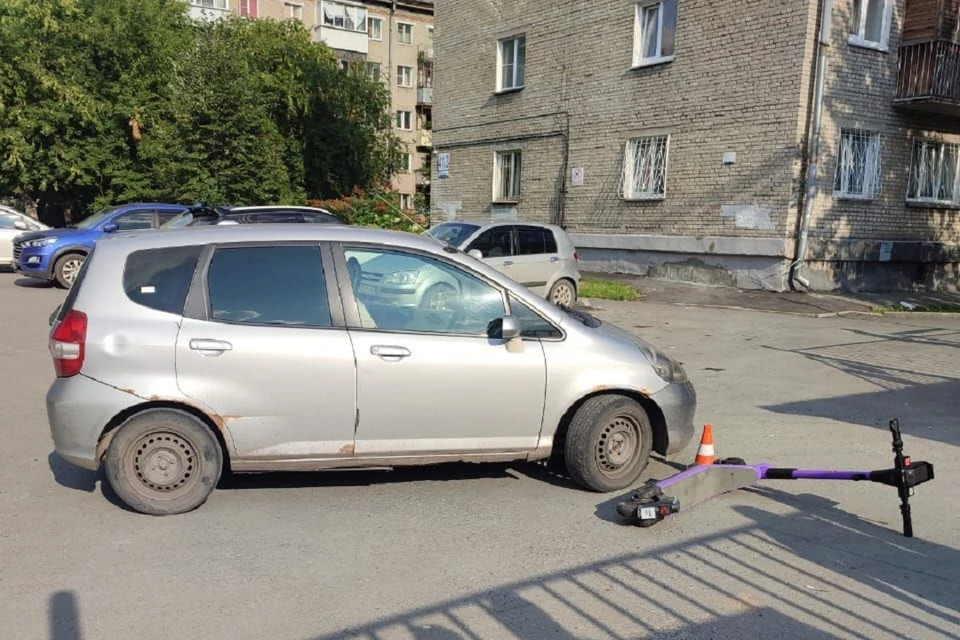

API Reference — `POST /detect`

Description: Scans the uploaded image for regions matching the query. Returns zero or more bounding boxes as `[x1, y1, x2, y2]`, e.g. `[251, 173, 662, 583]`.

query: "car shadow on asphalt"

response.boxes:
[14, 276, 54, 288]
[47, 452, 134, 513]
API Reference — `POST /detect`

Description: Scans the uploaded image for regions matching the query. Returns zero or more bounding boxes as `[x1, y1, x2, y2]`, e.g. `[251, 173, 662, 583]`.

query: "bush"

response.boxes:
[310, 186, 429, 233]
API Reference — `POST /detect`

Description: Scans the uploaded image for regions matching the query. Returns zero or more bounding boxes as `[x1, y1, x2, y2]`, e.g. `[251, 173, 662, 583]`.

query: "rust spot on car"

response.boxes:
[220, 415, 241, 424]
[119, 387, 136, 395]
[339, 443, 355, 456]
[591, 385, 652, 396]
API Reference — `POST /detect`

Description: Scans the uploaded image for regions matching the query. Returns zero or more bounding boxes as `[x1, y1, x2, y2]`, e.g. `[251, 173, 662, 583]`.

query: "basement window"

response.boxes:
[907, 140, 960, 205]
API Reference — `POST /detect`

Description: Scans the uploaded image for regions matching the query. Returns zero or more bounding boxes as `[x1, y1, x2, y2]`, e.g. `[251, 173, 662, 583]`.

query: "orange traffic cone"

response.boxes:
[694, 424, 716, 465]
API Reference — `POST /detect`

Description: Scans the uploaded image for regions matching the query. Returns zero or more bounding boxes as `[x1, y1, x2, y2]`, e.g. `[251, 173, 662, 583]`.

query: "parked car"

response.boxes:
[0, 204, 51, 232]
[160, 205, 343, 229]
[425, 221, 581, 306]
[14, 203, 186, 288]
[0, 211, 48, 270]
[46, 224, 695, 515]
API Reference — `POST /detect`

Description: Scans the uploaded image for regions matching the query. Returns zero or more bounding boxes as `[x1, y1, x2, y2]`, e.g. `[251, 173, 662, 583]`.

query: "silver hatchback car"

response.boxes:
[46, 225, 695, 515]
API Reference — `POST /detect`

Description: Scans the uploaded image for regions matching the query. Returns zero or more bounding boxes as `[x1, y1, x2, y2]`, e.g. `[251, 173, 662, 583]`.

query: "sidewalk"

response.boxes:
[584, 273, 960, 317]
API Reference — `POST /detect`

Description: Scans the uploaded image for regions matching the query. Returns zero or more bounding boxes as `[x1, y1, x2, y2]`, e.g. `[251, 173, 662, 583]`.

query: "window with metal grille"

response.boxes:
[833, 128, 882, 199]
[494, 151, 522, 201]
[908, 140, 960, 204]
[621, 135, 669, 200]
[634, 0, 677, 66]
[497, 36, 526, 91]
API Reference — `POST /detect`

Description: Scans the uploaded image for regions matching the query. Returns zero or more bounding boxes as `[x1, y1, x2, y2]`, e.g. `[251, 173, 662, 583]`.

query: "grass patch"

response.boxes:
[579, 279, 639, 301]
[874, 303, 960, 314]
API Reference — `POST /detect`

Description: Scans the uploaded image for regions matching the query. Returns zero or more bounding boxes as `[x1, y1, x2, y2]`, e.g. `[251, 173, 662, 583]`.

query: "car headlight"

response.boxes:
[652, 352, 688, 384]
[383, 270, 420, 286]
[24, 237, 57, 248]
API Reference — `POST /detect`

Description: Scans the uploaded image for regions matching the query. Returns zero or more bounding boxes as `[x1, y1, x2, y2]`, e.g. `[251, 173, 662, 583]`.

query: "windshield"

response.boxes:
[74, 206, 123, 230]
[160, 211, 196, 229]
[425, 222, 481, 247]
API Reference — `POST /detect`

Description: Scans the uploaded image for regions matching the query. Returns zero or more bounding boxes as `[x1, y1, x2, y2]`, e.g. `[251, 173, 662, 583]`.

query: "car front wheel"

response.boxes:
[54, 253, 86, 289]
[564, 395, 653, 492]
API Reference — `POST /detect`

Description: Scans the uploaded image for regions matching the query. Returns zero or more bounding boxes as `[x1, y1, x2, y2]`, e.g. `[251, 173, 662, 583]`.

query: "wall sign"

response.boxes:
[571, 167, 585, 187]
[437, 153, 450, 179]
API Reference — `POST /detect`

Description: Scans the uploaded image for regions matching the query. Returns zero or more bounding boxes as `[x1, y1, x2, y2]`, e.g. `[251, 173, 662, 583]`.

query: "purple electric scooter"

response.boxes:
[616, 419, 935, 537]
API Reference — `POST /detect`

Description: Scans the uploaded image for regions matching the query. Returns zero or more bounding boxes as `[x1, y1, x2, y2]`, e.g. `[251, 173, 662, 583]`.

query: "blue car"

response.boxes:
[14, 203, 186, 288]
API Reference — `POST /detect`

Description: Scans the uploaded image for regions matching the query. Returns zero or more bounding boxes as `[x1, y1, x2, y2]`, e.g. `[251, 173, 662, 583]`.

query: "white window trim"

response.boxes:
[493, 150, 522, 203]
[848, 0, 893, 52]
[397, 111, 413, 130]
[833, 128, 883, 200]
[403, 153, 414, 172]
[632, 1, 676, 68]
[190, 0, 229, 8]
[906, 139, 960, 206]
[320, 1, 368, 33]
[368, 16, 383, 40]
[621, 135, 670, 201]
[397, 65, 414, 88]
[397, 21, 414, 45]
[496, 36, 526, 93]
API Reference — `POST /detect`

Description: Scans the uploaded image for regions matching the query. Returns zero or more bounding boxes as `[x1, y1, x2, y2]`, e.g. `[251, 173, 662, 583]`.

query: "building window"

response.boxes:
[494, 150, 522, 201]
[239, 0, 258, 17]
[908, 140, 960, 205]
[428, 27, 434, 44]
[190, 0, 228, 8]
[634, 0, 677, 66]
[497, 36, 526, 92]
[368, 16, 382, 40]
[339, 59, 350, 72]
[834, 128, 882, 199]
[621, 135, 668, 200]
[285, 2, 303, 21]
[398, 22, 413, 44]
[397, 65, 413, 87]
[399, 194, 413, 210]
[367, 61, 381, 80]
[322, 1, 367, 33]
[850, 0, 892, 49]
[396, 111, 413, 130]
[402, 153, 413, 172]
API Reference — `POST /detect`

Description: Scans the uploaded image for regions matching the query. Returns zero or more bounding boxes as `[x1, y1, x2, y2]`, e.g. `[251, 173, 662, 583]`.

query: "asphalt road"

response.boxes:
[1, 272, 958, 640]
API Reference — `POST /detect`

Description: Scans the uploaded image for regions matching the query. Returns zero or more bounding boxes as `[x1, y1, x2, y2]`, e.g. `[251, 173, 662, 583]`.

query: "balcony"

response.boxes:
[417, 86, 433, 105]
[895, 40, 960, 115]
[416, 129, 433, 149]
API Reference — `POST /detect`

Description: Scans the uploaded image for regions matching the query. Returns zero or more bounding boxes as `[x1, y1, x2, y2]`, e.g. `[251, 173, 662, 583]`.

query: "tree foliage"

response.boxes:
[0, 0, 400, 221]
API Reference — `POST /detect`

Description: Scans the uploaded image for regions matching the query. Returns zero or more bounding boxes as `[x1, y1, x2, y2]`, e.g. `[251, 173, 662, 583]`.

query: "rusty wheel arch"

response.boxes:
[552, 390, 668, 461]
[95, 401, 232, 474]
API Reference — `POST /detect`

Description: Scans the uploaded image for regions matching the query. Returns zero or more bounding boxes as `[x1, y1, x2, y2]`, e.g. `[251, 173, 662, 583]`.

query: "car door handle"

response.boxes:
[503, 260, 514, 266]
[550, 256, 560, 263]
[189, 339, 233, 355]
[371, 345, 411, 360]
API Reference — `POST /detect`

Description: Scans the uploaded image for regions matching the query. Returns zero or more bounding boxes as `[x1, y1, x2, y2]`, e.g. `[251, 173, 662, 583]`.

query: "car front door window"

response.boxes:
[114, 211, 156, 231]
[343, 248, 505, 335]
[466, 227, 514, 258]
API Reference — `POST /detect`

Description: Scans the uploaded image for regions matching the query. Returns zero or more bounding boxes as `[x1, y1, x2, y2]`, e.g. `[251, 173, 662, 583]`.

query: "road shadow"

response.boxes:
[47, 452, 134, 512]
[48, 590, 82, 640]
[762, 324, 960, 446]
[307, 487, 958, 640]
[14, 276, 55, 288]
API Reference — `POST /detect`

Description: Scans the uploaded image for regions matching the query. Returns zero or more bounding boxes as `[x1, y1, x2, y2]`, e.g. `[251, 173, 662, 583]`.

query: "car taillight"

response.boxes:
[50, 310, 87, 378]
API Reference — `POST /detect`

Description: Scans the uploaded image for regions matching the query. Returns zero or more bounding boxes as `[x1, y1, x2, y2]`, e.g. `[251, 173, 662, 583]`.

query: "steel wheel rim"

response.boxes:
[596, 415, 641, 477]
[552, 282, 574, 306]
[61, 259, 83, 284]
[124, 431, 201, 501]
[424, 285, 456, 311]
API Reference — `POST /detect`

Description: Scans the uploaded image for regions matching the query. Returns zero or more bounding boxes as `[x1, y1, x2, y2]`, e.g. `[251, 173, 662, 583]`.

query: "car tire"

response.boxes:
[420, 282, 457, 311]
[564, 395, 653, 493]
[53, 253, 86, 289]
[104, 409, 223, 516]
[548, 278, 577, 306]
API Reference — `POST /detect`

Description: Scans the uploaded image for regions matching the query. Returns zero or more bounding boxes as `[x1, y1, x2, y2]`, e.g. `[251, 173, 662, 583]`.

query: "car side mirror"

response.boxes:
[500, 315, 521, 339]
[14, 220, 27, 231]
[102, 222, 119, 233]
[468, 249, 483, 260]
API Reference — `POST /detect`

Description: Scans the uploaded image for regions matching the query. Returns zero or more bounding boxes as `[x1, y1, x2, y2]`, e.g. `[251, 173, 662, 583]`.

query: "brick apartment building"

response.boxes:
[186, 0, 434, 210]
[431, 0, 960, 292]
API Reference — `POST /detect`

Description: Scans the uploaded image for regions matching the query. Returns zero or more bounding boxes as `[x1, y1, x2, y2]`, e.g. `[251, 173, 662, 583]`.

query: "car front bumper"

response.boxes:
[651, 380, 697, 455]
[15, 246, 54, 279]
[47, 374, 140, 470]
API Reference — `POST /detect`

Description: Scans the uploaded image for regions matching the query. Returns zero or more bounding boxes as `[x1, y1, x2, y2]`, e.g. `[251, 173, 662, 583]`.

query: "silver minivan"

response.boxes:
[46, 225, 695, 515]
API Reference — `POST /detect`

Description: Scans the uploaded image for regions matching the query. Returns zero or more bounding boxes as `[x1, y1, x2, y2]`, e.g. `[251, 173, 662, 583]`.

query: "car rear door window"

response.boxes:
[207, 246, 331, 327]
[114, 210, 156, 231]
[516, 226, 557, 255]
[124, 246, 203, 315]
[467, 227, 514, 258]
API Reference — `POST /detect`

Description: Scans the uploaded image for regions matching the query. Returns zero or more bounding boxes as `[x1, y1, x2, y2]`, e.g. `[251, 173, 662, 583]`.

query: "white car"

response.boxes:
[0, 209, 48, 270]
[425, 221, 581, 306]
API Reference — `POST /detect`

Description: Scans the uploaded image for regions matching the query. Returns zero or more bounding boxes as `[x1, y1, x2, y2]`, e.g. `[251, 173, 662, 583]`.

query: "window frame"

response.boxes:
[239, 0, 259, 18]
[332, 242, 513, 339]
[368, 15, 383, 40]
[496, 35, 526, 92]
[493, 150, 523, 202]
[396, 110, 413, 130]
[397, 21, 414, 45]
[466, 224, 517, 258]
[833, 127, 883, 200]
[621, 134, 670, 201]
[397, 65, 414, 87]
[367, 61, 382, 80]
[848, 0, 893, 51]
[401, 153, 413, 172]
[190, 0, 228, 9]
[633, 0, 678, 68]
[284, 2, 304, 21]
[907, 138, 960, 206]
[183, 242, 346, 329]
[515, 225, 558, 256]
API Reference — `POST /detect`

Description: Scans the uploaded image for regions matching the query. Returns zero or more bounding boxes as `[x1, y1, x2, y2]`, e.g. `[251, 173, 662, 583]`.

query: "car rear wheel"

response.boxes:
[564, 395, 653, 492]
[548, 278, 577, 306]
[104, 409, 223, 515]
[54, 253, 85, 289]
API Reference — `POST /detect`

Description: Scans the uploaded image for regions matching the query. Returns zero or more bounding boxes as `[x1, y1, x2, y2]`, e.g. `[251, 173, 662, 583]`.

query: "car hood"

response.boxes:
[15, 227, 85, 244]
[587, 317, 663, 362]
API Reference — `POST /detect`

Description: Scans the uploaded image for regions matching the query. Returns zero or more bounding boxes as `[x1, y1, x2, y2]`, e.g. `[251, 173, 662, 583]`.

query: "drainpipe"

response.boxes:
[791, 0, 833, 290]
[387, 0, 397, 112]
